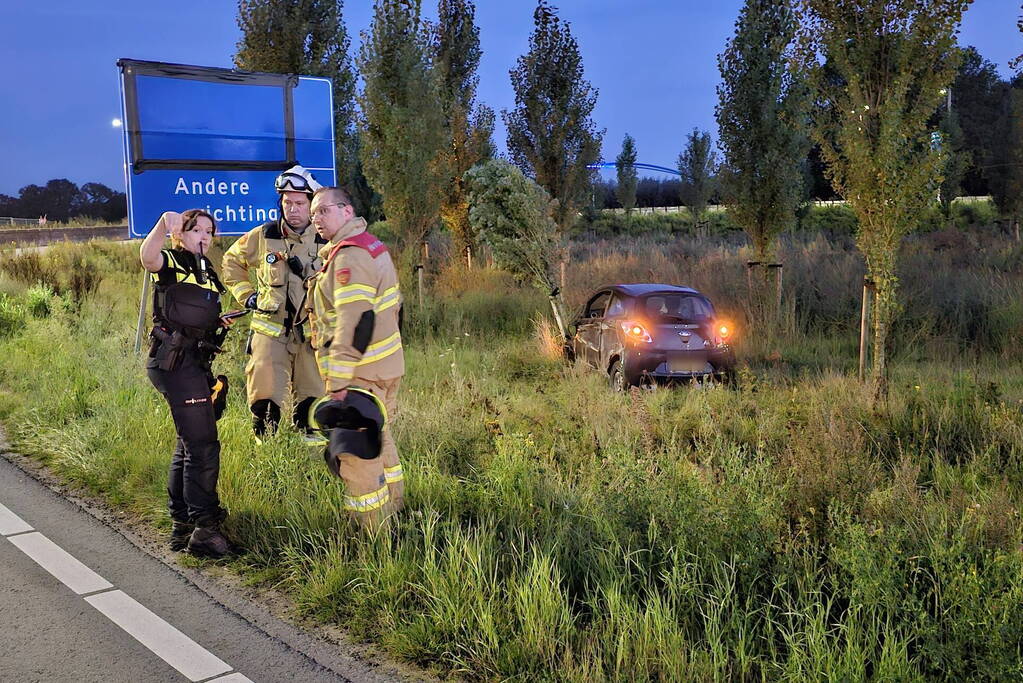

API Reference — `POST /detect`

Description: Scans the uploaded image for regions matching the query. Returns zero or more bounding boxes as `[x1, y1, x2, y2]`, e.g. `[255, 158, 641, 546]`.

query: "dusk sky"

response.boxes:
[1, 0, 1018, 196]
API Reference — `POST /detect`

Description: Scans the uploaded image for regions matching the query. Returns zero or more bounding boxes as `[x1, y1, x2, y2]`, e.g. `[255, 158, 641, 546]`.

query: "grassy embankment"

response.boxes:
[0, 210, 1021, 680]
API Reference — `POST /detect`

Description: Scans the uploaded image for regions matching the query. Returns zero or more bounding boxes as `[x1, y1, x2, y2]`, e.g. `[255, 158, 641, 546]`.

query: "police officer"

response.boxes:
[221, 165, 327, 443]
[140, 209, 235, 557]
[305, 187, 405, 529]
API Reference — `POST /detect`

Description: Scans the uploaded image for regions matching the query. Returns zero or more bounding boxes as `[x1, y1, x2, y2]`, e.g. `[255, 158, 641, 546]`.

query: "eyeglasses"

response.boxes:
[275, 172, 312, 193]
[311, 202, 347, 218]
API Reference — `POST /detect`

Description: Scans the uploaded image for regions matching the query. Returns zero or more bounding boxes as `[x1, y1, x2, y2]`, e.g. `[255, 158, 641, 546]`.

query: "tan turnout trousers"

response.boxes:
[244, 329, 323, 408]
[349, 376, 404, 514]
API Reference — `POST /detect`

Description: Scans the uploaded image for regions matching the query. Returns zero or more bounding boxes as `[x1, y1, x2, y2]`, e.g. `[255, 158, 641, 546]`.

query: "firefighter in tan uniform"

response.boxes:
[306, 187, 404, 529]
[221, 166, 327, 442]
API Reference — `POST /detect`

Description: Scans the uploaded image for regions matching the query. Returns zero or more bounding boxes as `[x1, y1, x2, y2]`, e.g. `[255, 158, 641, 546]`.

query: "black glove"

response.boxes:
[286, 256, 305, 277]
[245, 293, 258, 310]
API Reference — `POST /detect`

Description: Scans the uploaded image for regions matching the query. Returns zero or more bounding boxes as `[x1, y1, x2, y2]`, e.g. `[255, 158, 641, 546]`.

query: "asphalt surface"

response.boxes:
[0, 444, 423, 683]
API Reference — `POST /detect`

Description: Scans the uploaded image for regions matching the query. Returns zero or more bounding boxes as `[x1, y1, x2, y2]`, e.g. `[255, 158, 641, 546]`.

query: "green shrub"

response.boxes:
[799, 204, 858, 234]
[0, 292, 25, 337]
[954, 199, 998, 228]
[24, 283, 55, 318]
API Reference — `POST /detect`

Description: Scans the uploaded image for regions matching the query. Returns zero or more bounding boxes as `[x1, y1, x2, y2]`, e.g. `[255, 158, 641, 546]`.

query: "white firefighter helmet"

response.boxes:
[274, 165, 323, 196]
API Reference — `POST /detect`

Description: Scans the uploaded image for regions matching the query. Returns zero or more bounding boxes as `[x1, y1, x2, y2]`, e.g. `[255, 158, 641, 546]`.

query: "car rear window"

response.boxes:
[642, 294, 714, 322]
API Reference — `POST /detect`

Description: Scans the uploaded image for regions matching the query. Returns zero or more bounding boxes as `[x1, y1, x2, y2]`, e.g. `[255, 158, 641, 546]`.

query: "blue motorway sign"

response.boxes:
[118, 59, 336, 237]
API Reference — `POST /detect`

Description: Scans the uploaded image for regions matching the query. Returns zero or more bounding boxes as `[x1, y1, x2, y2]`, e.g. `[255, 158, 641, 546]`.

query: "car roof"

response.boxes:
[605, 283, 703, 297]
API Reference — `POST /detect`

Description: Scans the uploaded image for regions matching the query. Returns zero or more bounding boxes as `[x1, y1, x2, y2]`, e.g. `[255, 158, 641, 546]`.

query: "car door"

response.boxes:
[600, 293, 628, 366]
[574, 290, 611, 367]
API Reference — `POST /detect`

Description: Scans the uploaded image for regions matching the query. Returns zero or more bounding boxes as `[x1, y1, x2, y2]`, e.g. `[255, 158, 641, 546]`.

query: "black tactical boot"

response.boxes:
[169, 521, 194, 552]
[187, 524, 231, 559]
[251, 399, 281, 444]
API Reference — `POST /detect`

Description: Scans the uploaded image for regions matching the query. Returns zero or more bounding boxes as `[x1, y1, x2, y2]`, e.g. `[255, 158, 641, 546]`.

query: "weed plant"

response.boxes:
[0, 235, 1020, 680]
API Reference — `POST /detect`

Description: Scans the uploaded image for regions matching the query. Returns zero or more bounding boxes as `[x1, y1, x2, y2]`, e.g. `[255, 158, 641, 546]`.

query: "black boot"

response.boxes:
[251, 399, 281, 443]
[187, 523, 231, 558]
[293, 396, 316, 432]
[169, 520, 194, 551]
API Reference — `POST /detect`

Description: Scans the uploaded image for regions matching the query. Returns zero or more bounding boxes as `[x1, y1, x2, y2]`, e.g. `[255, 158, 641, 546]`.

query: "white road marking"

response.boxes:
[85, 590, 233, 681]
[8, 532, 113, 595]
[0, 501, 32, 535]
[3, 499, 251, 681]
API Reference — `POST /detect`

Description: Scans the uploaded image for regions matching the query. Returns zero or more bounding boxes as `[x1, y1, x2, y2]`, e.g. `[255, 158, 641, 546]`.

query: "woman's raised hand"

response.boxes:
[162, 211, 183, 240]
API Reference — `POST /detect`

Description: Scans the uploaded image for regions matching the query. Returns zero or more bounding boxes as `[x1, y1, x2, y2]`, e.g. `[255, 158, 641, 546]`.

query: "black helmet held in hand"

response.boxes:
[309, 389, 387, 475]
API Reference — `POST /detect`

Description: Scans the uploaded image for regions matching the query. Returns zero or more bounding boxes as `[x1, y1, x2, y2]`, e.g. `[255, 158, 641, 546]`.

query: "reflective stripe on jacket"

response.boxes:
[221, 220, 325, 337]
[307, 217, 404, 390]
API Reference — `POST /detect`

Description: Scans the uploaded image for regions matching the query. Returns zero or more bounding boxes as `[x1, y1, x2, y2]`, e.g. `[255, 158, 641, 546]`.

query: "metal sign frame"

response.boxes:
[117, 58, 336, 238]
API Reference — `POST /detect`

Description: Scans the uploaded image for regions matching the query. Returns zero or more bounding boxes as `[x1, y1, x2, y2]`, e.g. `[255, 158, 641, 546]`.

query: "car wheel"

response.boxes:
[609, 359, 627, 392]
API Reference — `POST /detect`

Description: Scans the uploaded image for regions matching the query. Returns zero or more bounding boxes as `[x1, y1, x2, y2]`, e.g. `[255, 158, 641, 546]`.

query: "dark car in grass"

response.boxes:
[569, 284, 736, 390]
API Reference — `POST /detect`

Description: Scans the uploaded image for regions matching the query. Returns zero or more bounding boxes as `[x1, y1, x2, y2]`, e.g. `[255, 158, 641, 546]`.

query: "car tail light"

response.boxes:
[620, 321, 652, 343]
[714, 320, 734, 346]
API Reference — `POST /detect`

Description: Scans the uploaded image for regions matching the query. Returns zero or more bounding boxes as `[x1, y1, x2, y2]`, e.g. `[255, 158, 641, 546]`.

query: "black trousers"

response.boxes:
[147, 360, 226, 527]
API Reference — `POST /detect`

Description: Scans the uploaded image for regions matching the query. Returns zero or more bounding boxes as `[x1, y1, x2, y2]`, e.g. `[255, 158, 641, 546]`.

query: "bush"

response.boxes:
[0, 292, 25, 337]
[953, 199, 999, 228]
[799, 204, 858, 235]
[24, 283, 55, 318]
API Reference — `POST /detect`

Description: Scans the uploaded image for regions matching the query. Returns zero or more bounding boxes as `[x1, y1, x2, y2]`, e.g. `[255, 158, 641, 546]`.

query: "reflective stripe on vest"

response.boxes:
[151, 250, 221, 292]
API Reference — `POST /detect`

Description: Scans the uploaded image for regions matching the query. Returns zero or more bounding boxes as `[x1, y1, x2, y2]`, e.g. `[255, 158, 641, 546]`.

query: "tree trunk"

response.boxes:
[869, 278, 898, 405]
[549, 295, 568, 340]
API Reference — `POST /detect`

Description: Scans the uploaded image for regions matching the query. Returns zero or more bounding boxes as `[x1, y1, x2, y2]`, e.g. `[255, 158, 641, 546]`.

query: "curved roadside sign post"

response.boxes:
[117, 59, 336, 353]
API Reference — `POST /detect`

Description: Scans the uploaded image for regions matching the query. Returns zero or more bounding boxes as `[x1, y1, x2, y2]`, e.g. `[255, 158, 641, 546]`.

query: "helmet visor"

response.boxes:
[275, 172, 313, 193]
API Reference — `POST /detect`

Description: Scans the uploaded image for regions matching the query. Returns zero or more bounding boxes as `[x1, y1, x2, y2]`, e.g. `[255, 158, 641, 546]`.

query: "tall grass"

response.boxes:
[0, 235, 1020, 680]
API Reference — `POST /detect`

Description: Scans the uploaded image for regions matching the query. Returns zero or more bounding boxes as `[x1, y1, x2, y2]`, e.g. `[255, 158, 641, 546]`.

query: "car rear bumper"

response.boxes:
[623, 347, 735, 384]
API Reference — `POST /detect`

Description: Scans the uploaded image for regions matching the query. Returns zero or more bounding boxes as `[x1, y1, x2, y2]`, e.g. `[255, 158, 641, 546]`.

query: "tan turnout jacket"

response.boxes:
[221, 220, 325, 337]
[306, 217, 404, 391]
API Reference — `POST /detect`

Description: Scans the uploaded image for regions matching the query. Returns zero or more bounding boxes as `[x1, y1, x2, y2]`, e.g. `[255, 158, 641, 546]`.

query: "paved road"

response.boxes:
[0, 451, 416, 683]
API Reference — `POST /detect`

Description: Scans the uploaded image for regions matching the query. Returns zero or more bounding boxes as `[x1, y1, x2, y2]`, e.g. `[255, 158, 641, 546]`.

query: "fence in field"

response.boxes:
[0, 216, 39, 226]
[603, 195, 993, 215]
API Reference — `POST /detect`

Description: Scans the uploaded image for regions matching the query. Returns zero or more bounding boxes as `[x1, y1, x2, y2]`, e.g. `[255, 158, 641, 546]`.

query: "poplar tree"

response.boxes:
[716, 0, 808, 262]
[677, 128, 717, 234]
[615, 134, 638, 218]
[937, 103, 969, 223]
[989, 84, 1023, 236]
[358, 0, 447, 264]
[992, 8, 1023, 235]
[234, 0, 359, 201]
[433, 0, 495, 260]
[795, 0, 969, 399]
[503, 0, 604, 234]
